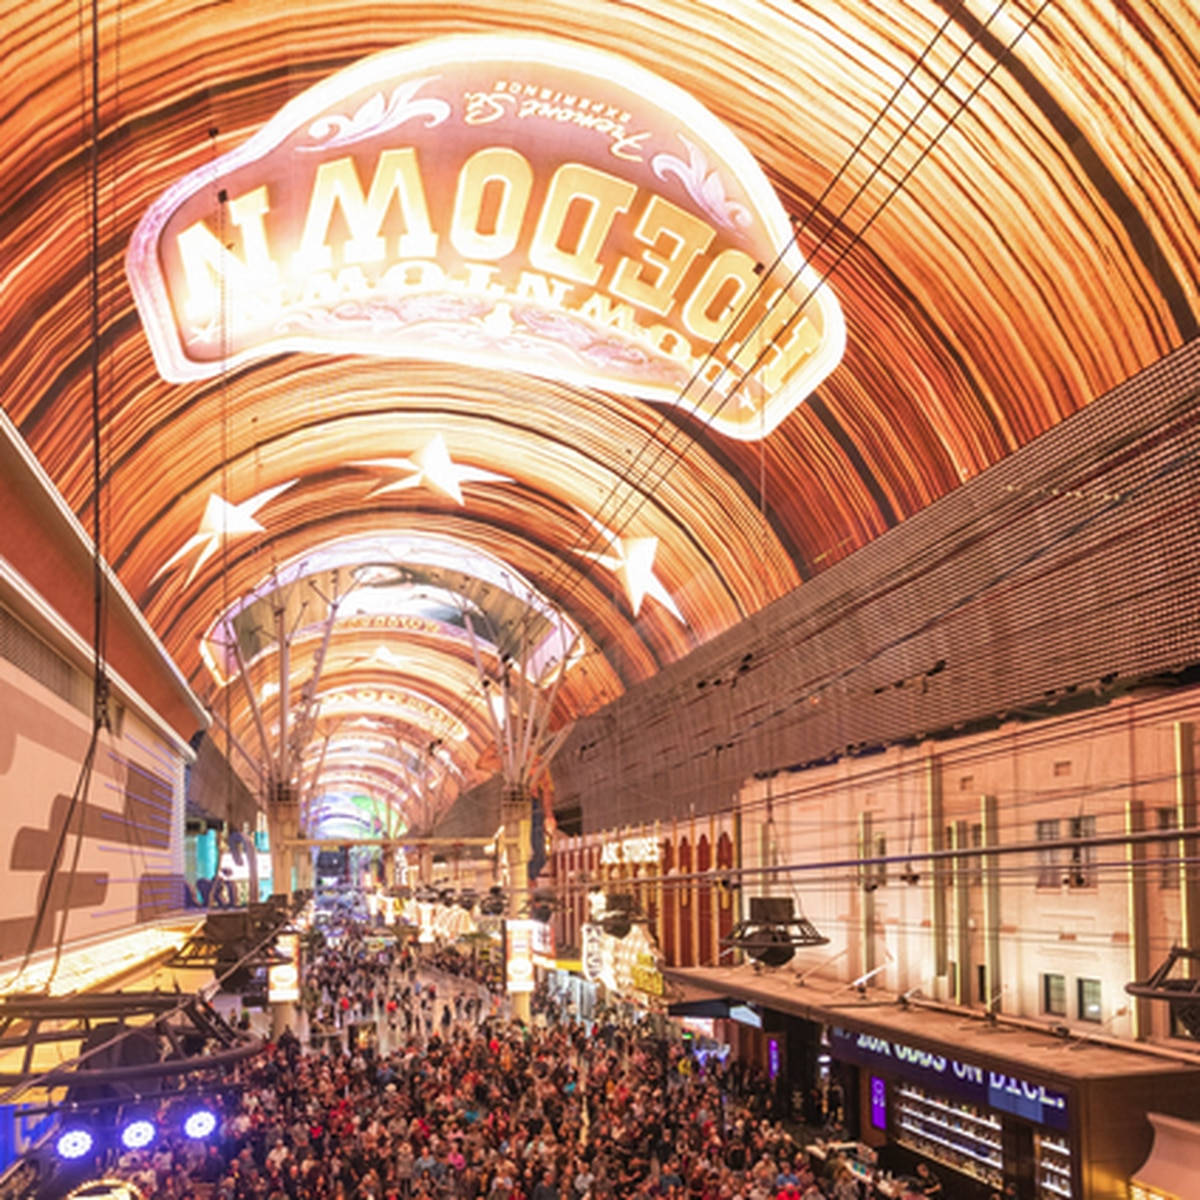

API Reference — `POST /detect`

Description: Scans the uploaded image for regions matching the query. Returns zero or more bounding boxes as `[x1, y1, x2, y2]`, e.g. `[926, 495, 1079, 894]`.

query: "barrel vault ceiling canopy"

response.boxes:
[3, 0, 1196, 836]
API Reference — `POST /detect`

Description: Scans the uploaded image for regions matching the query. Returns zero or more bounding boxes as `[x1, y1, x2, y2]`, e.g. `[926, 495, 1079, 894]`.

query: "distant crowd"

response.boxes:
[54, 922, 910, 1200]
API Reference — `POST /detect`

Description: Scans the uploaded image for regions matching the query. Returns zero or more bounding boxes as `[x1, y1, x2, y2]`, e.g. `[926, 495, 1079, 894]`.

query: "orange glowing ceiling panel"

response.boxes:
[1, 0, 1197, 820]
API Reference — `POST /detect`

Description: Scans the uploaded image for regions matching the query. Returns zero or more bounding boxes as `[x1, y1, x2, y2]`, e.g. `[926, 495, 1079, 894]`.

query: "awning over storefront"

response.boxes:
[663, 962, 1200, 1090]
[1131, 1112, 1200, 1199]
[667, 997, 737, 1019]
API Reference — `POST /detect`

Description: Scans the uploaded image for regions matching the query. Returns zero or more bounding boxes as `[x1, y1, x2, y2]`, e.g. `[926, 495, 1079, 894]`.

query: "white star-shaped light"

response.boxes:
[358, 434, 510, 506]
[152, 480, 297, 588]
[367, 645, 408, 671]
[576, 512, 685, 623]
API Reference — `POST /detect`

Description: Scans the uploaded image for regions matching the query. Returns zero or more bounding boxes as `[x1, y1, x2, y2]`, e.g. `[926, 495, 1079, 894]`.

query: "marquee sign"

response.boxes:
[829, 1026, 1070, 1130]
[127, 35, 844, 440]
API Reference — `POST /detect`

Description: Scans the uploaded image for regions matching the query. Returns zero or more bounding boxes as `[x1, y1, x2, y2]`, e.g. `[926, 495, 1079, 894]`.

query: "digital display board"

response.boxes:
[128, 35, 843, 441]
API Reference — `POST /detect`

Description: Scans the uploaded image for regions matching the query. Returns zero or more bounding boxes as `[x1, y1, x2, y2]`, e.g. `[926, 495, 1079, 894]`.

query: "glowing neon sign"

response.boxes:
[128, 35, 844, 439]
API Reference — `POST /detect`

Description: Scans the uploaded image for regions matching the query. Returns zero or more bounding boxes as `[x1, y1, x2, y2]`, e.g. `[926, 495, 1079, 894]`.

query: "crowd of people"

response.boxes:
[38, 920, 948, 1200]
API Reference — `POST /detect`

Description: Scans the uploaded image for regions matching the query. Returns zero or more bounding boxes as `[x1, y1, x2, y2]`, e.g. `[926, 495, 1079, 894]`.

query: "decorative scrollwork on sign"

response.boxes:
[652, 135, 752, 234]
[299, 78, 450, 151]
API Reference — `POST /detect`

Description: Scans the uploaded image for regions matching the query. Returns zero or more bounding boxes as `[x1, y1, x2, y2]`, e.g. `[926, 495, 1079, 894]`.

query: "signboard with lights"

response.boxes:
[128, 35, 844, 440]
[580, 919, 663, 999]
[268, 932, 300, 1003]
[506, 917, 536, 993]
[600, 834, 661, 865]
[829, 1026, 1070, 1131]
[67, 1182, 147, 1200]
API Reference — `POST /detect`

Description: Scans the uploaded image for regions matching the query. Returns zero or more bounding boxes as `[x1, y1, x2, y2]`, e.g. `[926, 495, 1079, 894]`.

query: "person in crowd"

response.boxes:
[913, 1161, 943, 1197]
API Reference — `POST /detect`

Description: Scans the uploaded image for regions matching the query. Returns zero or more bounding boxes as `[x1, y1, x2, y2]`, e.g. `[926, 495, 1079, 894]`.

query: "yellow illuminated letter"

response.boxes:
[681, 248, 759, 343]
[294, 149, 437, 275]
[610, 195, 715, 317]
[451, 147, 534, 260]
[175, 186, 276, 323]
[529, 163, 636, 287]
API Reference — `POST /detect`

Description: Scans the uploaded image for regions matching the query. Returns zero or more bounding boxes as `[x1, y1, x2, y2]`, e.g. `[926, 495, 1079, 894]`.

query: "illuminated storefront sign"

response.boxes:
[599, 835, 660, 865]
[67, 1182, 147, 1200]
[268, 932, 300, 1003]
[580, 920, 663, 999]
[128, 35, 844, 440]
[506, 918, 536, 993]
[829, 1026, 1070, 1131]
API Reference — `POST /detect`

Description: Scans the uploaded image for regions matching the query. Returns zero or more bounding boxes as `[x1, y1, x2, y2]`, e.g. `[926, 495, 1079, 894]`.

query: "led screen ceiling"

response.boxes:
[2, 2, 1197, 828]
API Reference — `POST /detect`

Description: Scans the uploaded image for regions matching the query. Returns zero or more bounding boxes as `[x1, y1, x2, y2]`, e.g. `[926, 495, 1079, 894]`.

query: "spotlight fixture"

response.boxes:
[721, 897, 828, 968]
[183, 1108, 218, 1139]
[479, 885, 506, 916]
[119, 1116, 156, 1150]
[527, 887, 558, 924]
[55, 1125, 95, 1161]
[600, 893, 639, 939]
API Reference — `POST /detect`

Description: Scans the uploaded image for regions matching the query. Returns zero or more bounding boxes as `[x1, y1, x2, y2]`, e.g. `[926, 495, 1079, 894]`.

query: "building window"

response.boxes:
[1042, 973, 1066, 1016]
[1158, 807, 1179, 889]
[1036, 819, 1060, 887]
[978, 963, 989, 1006]
[1066, 815, 1095, 887]
[1078, 977, 1102, 1022]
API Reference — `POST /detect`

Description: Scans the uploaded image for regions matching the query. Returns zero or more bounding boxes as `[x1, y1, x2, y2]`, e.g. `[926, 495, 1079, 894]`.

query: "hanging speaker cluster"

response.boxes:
[599, 892, 648, 939]
[721, 896, 829, 968]
[1126, 944, 1200, 1038]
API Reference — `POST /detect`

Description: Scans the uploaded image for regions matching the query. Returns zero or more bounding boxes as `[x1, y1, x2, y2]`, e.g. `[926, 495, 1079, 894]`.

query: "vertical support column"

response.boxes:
[671, 816, 681, 967]
[950, 820, 970, 1006]
[980, 794, 1002, 1014]
[710, 812, 720, 965]
[1176, 722, 1200, 978]
[925, 754, 948, 982]
[269, 781, 299, 900]
[689, 810, 700, 968]
[1125, 799, 1150, 1037]
[732, 804, 744, 966]
[654, 819, 665, 952]
[858, 811, 876, 979]
[502, 784, 532, 1023]
[276, 606, 291, 789]
[268, 781, 300, 1039]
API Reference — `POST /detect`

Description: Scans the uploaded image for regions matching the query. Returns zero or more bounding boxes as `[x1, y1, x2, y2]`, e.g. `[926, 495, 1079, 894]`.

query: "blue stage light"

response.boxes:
[182, 1108, 217, 1139]
[120, 1117, 156, 1150]
[55, 1126, 95, 1160]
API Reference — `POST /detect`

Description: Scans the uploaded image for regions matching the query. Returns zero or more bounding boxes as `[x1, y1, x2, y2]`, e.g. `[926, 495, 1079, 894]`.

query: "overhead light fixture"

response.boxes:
[183, 1108, 218, 1139]
[119, 1115, 157, 1150]
[600, 893, 640, 939]
[721, 896, 828, 968]
[55, 1125, 95, 1161]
